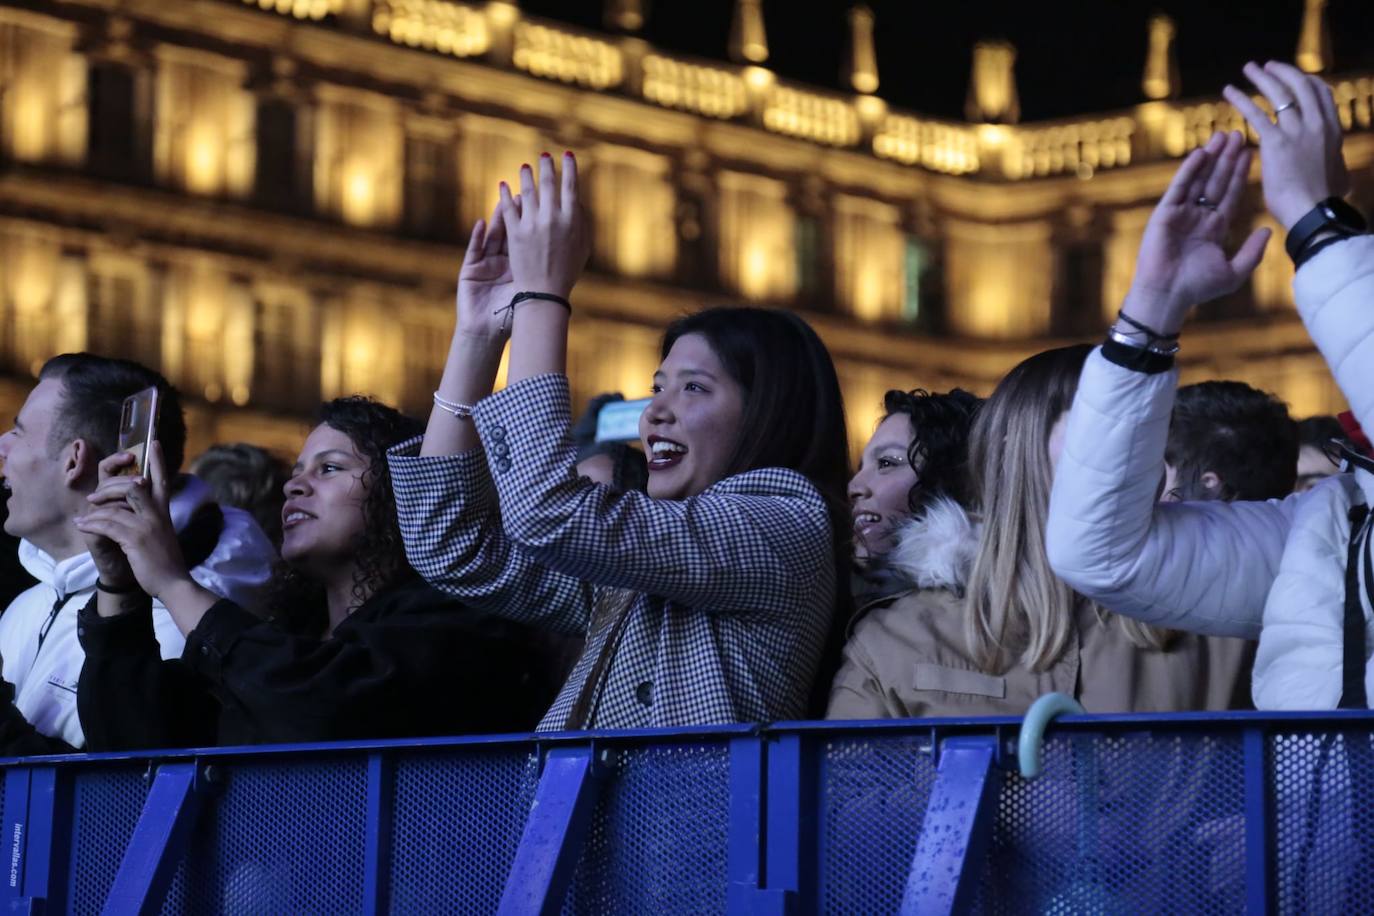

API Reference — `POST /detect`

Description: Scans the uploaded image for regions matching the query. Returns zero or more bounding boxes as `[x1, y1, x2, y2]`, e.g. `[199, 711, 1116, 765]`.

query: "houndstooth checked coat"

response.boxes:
[388, 373, 837, 730]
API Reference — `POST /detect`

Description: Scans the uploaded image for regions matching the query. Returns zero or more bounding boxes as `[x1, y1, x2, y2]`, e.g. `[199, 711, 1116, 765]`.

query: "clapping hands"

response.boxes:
[452, 152, 590, 343]
[1122, 130, 1271, 335]
[1223, 61, 1348, 230]
[497, 152, 591, 303]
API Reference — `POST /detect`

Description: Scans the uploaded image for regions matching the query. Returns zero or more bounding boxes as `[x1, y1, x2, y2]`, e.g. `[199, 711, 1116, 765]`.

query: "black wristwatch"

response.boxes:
[1285, 197, 1367, 264]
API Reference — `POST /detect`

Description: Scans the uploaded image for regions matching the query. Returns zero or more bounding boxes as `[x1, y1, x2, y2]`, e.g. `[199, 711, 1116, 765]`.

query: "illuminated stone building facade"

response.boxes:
[0, 0, 1371, 458]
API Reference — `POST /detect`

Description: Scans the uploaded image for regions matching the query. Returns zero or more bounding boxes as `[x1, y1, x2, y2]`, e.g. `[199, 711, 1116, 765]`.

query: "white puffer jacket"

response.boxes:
[1047, 234, 1374, 710]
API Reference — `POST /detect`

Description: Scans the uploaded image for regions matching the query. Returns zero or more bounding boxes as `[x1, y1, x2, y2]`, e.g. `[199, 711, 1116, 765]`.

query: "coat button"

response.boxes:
[200, 645, 210, 656]
[492, 441, 510, 458]
[634, 680, 653, 707]
[488, 424, 507, 441]
[497, 457, 513, 473]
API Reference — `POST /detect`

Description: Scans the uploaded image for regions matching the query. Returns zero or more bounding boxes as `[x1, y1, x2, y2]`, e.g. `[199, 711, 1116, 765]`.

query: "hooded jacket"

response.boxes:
[1047, 235, 1374, 709]
[0, 475, 275, 752]
[827, 498, 1253, 720]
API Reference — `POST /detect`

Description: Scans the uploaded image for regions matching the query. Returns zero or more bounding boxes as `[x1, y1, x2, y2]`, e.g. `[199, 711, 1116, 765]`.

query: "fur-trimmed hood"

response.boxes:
[886, 496, 980, 593]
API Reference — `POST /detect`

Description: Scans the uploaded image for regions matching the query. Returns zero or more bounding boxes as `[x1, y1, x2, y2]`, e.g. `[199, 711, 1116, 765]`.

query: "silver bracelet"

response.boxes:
[1107, 326, 1180, 357]
[433, 392, 475, 419]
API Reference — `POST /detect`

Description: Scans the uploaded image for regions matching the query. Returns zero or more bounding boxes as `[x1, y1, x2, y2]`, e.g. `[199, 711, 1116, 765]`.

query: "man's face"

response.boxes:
[0, 379, 76, 546]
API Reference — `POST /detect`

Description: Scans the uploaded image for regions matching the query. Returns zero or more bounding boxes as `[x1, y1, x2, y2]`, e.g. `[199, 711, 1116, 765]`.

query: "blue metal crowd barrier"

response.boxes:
[2, 709, 1373, 914]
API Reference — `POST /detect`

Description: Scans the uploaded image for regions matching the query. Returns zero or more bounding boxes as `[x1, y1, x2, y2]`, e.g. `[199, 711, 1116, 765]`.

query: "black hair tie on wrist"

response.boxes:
[1115, 310, 1179, 343]
[494, 291, 573, 333]
[96, 580, 140, 595]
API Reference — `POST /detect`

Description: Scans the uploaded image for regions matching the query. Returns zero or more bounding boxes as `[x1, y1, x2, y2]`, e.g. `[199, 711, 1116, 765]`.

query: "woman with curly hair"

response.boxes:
[72, 397, 556, 749]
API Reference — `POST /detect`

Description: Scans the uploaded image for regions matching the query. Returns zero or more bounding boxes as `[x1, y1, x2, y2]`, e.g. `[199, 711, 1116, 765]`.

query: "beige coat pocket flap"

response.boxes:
[912, 663, 1006, 698]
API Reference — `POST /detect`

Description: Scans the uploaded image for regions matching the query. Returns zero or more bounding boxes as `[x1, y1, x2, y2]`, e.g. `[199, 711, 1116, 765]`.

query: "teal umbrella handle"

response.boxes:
[1018, 692, 1086, 779]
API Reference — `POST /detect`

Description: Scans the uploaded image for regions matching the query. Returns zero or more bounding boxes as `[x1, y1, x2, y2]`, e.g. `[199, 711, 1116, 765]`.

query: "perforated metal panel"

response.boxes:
[67, 767, 153, 915]
[1272, 729, 1374, 914]
[37, 721, 1374, 914]
[386, 747, 536, 914]
[972, 731, 1246, 914]
[563, 741, 732, 915]
[159, 758, 368, 915]
[817, 733, 937, 914]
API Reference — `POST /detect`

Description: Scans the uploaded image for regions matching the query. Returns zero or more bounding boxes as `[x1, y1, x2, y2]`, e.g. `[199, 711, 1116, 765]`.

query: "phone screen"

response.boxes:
[116, 386, 161, 479]
[594, 398, 651, 444]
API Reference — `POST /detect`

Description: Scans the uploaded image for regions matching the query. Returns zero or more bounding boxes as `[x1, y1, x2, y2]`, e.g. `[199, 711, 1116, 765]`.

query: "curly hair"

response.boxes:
[882, 387, 982, 513]
[262, 398, 423, 632]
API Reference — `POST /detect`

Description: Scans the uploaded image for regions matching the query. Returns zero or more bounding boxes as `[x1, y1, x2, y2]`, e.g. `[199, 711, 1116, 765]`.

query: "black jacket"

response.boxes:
[77, 578, 558, 750]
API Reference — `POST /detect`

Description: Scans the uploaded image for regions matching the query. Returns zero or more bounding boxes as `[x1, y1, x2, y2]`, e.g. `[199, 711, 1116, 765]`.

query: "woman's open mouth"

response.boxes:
[647, 436, 688, 472]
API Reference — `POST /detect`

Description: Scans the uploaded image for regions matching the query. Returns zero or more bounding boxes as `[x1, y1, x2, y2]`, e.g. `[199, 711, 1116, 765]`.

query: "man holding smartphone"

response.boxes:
[0, 354, 276, 753]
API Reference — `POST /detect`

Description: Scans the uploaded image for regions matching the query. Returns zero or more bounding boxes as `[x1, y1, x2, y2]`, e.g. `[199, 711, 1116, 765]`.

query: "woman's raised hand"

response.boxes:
[498, 152, 591, 301]
[456, 198, 518, 343]
[1223, 60, 1348, 230]
[74, 443, 191, 602]
[1120, 130, 1271, 335]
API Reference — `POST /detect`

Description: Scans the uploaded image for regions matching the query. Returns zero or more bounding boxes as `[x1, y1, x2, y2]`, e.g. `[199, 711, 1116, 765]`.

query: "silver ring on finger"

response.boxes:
[1273, 100, 1297, 116]
[1196, 195, 1219, 211]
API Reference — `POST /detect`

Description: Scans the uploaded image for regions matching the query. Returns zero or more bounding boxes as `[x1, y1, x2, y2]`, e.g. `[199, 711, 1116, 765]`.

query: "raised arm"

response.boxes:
[421, 199, 515, 458]
[1224, 62, 1374, 434]
[389, 439, 595, 634]
[476, 154, 833, 613]
[1047, 128, 1288, 638]
[388, 183, 596, 634]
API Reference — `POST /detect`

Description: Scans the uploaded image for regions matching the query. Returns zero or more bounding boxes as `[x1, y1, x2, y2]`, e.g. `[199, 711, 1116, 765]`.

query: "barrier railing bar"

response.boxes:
[23, 767, 67, 915]
[5, 713, 1374, 772]
[0, 723, 761, 770]
[901, 736, 1002, 916]
[362, 752, 395, 916]
[101, 761, 207, 916]
[725, 736, 768, 915]
[496, 745, 611, 916]
[761, 732, 817, 915]
[3, 766, 70, 914]
[1, 768, 31, 907]
[1243, 727, 1273, 916]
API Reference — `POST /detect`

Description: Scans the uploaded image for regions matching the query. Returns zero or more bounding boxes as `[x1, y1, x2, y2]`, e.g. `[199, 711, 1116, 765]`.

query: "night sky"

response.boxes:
[517, 0, 1374, 122]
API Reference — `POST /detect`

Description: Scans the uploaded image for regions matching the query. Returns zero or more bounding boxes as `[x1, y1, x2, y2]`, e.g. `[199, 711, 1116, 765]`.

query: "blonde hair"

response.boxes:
[963, 345, 1174, 674]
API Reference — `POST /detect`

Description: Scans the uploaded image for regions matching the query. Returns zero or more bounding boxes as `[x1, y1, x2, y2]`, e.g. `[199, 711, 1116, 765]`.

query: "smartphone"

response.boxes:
[594, 397, 651, 443]
[116, 386, 160, 479]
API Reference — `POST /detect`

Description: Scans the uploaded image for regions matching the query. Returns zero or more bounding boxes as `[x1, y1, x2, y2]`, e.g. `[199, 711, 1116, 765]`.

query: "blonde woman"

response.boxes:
[828, 344, 1253, 719]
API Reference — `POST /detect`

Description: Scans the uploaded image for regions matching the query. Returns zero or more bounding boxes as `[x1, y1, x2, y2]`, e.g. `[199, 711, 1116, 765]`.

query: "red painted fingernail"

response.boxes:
[499, 181, 508, 189]
[541, 151, 552, 158]
[564, 150, 574, 158]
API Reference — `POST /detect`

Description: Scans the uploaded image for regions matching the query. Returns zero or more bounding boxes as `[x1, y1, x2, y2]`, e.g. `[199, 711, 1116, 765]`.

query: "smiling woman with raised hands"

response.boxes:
[390, 152, 853, 729]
